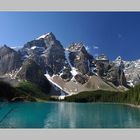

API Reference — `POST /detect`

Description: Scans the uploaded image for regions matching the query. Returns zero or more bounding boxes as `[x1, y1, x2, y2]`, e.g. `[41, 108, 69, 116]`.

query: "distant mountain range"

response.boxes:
[0, 32, 139, 98]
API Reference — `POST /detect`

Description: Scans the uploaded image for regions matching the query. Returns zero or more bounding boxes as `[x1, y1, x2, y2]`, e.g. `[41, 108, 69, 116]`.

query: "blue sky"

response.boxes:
[0, 12, 140, 60]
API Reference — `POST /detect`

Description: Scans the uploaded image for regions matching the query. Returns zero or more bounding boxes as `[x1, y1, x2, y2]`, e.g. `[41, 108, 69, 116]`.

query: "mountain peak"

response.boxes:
[96, 54, 109, 61]
[0, 44, 15, 53]
[36, 32, 55, 40]
[115, 56, 122, 61]
[1, 44, 9, 49]
[68, 42, 86, 52]
[114, 56, 125, 68]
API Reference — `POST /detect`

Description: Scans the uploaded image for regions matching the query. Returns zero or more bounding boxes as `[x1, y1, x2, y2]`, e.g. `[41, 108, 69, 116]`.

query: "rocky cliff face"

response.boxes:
[0, 45, 22, 75]
[42, 32, 68, 75]
[113, 57, 140, 87]
[124, 59, 140, 86]
[0, 32, 137, 97]
[16, 58, 51, 92]
[67, 43, 94, 75]
[19, 39, 46, 59]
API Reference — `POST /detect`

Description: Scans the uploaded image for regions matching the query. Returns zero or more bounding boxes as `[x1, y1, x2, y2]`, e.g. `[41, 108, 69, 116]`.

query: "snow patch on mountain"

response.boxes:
[114, 56, 124, 67]
[65, 49, 72, 67]
[65, 48, 79, 78]
[114, 56, 140, 87]
[31, 46, 37, 50]
[45, 72, 62, 90]
[45, 72, 66, 99]
[36, 32, 51, 40]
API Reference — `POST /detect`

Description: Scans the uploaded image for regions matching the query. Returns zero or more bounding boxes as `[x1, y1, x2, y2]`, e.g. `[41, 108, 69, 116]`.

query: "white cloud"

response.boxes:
[118, 33, 123, 39]
[93, 46, 99, 49]
[11, 47, 17, 49]
[11, 46, 22, 49]
[85, 46, 89, 51]
[11, 46, 22, 51]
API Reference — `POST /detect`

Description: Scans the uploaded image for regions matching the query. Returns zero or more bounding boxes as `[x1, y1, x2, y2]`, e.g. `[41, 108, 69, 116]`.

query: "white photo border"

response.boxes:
[0, 0, 140, 139]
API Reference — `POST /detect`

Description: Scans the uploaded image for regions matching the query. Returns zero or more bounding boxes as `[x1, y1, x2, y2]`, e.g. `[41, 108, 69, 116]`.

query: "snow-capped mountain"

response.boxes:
[114, 56, 140, 87]
[124, 59, 140, 86]
[0, 32, 139, 98]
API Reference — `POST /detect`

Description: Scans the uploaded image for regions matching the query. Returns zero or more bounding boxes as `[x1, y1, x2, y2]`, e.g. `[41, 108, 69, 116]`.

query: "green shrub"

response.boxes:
[16, 81, 50, 101]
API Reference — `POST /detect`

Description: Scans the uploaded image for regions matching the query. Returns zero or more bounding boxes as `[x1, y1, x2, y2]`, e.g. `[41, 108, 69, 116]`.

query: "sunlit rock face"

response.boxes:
[0, 45, 22, 75]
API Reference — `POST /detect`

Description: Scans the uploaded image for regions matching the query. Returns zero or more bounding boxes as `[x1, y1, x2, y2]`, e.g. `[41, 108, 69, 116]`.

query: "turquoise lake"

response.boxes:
[0, 102, 140, 128]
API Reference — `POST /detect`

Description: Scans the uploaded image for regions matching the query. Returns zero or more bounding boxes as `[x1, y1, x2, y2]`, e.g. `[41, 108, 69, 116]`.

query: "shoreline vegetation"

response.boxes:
[0, 81, 140, 108]
[64, 84, 140, 106]
[0, 81, 52, 102]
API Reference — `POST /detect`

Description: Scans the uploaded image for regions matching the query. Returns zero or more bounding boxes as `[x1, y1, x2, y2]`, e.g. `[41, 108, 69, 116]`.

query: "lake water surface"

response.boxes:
[0, 102, 140, 128]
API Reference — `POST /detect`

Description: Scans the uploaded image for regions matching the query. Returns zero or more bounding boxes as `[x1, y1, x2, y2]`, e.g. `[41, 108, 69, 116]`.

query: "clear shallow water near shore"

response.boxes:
[0, 102, 140, 128]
